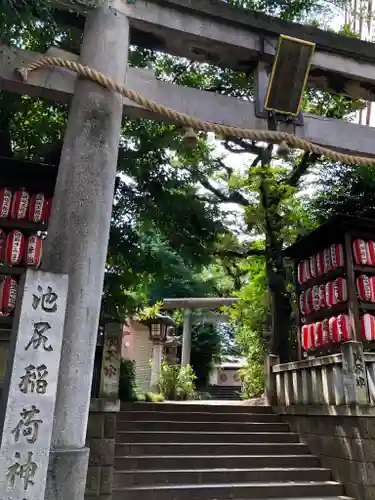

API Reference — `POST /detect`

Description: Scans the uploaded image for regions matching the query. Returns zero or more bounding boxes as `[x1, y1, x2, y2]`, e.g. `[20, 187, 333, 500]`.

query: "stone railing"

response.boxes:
[266, 341, 375, 407]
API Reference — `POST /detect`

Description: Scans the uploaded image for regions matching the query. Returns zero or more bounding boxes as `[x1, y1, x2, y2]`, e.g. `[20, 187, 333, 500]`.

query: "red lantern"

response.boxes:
[297, 261, 305, 284]
[24, 235, 43, 267]
[300, 289, 313, 316]
[10, 189, 29, 220]
[325, 280, 337, 307]
[0, 277, 18, 313]
[0, 188, 12, 218]
[330, 243, 344, 269]
[353, 239, 369, 265]
[44, 197, 53, 222]
[317, 251, 325, 276]
[319, 283, 327, 309]
[28, 193, 46, 223]
[357, 274, 373, 302]
[337, 314, 352, 342]
[334, 277, 347, 304]
[329, 315, 352, 343]
[322, 318, 330, 346]
[5, 230, 24, 265]
[314, 322, 324, 349]
[309, 254, 319, 278]
[312, 285, 320, 312]
[0, 229, 6, 262]
[367, 240, 375, 266]
[323, 247, 332, 274]
[302, 324, 314, 351]
[361, 313, 375, 341]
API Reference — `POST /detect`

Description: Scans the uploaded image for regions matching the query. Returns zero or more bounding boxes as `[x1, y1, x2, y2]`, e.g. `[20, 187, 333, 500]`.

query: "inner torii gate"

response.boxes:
[2, 1, 375, 500]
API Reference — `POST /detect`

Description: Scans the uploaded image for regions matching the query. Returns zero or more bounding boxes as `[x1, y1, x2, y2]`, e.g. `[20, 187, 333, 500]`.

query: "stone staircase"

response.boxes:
[113, 402, 353, 500]
[207, 384, 242, 400]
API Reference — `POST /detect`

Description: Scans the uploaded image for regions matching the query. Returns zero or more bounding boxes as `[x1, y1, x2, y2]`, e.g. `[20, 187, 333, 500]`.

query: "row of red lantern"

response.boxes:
[302, 313, 375, 351]
[0, 188, 52, 223]
[298, 243, 344, 284]
[357, 274, 375, 302]
[353, 239, 375, 266]
[0, 230, 43, 267]
[300, 277, 347, 316]
[0, 277, 18, 313]
[302, 314, 351, 350]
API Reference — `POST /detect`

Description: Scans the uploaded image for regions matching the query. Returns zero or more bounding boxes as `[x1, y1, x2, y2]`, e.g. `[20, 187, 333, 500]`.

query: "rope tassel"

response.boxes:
[17, 56, 374, 167]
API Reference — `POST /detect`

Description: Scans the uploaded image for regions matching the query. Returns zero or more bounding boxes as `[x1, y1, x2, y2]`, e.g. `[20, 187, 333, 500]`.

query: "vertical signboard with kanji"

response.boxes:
[99, 324, 121, 398]
[0, 268, 68, 500]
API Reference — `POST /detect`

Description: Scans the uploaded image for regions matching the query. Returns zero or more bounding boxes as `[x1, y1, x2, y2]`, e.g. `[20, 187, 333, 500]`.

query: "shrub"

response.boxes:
[239, 361, 264, 399]
[118, 359, 136, 401]
[158, 362, 196, 400]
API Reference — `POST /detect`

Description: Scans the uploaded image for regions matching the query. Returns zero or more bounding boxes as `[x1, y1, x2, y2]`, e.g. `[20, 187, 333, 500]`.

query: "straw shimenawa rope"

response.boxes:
[17, 56, 375, 166]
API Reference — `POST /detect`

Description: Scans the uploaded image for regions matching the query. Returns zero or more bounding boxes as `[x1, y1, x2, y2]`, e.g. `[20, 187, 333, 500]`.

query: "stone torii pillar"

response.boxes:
[163, 298, 238, 366]
[41, 4, 129, 500]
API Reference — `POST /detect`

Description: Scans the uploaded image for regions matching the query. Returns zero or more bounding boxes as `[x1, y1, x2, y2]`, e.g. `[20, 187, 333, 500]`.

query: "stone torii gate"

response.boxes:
[1, 1, 375, 500]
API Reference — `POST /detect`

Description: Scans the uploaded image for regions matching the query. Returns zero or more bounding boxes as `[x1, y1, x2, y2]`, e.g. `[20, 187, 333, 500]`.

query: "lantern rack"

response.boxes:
[284, 216, 375, 360]
[0, 156, 57, 331]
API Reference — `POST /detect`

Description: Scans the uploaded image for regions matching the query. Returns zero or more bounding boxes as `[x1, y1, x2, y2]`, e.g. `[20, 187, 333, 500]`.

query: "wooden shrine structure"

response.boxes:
[2, 1, 375, 500]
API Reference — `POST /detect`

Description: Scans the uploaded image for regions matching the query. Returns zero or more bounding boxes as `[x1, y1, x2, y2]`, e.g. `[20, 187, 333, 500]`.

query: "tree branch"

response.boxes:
[216, 248, 265, 259]
[199, 178, 250, 207]
[225, 137, 264, 156]
[287, 152, 319, 187]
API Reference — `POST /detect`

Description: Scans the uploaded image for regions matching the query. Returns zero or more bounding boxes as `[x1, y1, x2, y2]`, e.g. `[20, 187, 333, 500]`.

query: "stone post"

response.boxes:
[341, 341, 369, 405]
[42, 4, 129, 500]
[181, 308, 192, 366]
[0, 269, 68, 500]
[150, 342, 163, 392]
[264, 354, 280, 406]
[99, 324, 122, 399]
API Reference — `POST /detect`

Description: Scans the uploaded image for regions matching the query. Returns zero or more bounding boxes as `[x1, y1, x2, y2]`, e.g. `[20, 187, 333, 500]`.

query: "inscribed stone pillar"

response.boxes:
[150, 342, 163, 391]
[341, 341, 369, 405]
[0, 269, 68, 500]
[99, 323, 122, 398]
[181, 308, 192, 366]
[42, 4, 129, 500]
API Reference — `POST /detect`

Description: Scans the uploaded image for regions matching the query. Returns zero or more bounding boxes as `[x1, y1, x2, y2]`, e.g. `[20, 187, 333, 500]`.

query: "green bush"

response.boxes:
[118, 359, 136, 401]
[143, 392, 165, 402]
[158, 362, 196, 400]
[239, 361, 264, 399]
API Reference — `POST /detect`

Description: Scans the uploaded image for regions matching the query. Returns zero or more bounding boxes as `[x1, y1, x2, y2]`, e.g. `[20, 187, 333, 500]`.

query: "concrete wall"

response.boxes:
[283, 411, 375, 500]
[210, 367, 242, 387]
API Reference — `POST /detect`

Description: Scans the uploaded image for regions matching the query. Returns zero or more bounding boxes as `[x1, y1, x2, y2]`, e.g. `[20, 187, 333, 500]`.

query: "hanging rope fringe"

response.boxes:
[17, 56, 375, 166]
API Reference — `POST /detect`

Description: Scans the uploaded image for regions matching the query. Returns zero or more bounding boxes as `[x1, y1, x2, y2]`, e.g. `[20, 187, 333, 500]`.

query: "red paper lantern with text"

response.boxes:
[0, 229, 6, 262]
[0, 188, 12, 218]
[334, 277, 347, 304]
[297, 262, 305, 284]
[353, 238, 369, 265]
[322, 318, 331, 346]
[10, 189, 29, 220]
[319, 283, 327, 309]
[314, 322, 324, 349]
[361, 313, 375, 341]
[309, 254, 319, 279]
[302, 324, 315, 351]
[28, 193, 46, 223]
[367, 240, 375, 266]
[329, 316, 339, 343]
[300, 288, 313, 316]
[0, 277, 18, 313]
[312, 285, 320, 312]
[5, 230, 24, 265]
[357, 274, 373, 302]
[370, 276, 375, 303]
[317, 251, 324, 276]
[330, 243, 344, 269]
[325, 280, 337, 307]
[24, 235, 43, 267]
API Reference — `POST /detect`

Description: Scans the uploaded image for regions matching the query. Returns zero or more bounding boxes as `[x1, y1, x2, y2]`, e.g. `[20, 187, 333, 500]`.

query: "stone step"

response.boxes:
[117, 419, 290, 433]
[115, 431, 300, 444]
[117, 410, 280, 423]
[120, 402, 273, 414]
[113, 467, 332, 487]
[115, 442, 310, 457]
[112, 481, 344, 500]
[114, 454, 321, 471]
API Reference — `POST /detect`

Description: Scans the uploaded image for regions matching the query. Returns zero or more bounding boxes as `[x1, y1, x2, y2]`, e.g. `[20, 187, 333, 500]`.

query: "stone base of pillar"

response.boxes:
[85, 399, 120, 500]
[45, 447, 90, 500]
